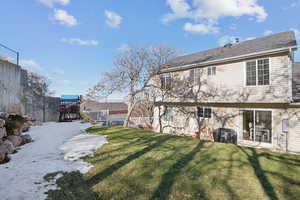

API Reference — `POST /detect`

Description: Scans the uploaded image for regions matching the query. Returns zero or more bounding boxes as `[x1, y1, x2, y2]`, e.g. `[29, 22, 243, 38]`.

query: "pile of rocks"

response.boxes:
[0, 113, 33, 164]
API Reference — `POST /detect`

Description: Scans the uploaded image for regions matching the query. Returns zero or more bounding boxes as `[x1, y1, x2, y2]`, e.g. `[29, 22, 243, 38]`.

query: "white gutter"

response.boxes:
[160, 45, 298, 73]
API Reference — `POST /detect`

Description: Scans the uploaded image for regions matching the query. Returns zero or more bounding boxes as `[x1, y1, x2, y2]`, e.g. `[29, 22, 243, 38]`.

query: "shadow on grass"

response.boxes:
[239, 147, 279, 200]
[150, 141, 207, 200]
[46, 171, 101, 200]
[86, 134, 174, 187]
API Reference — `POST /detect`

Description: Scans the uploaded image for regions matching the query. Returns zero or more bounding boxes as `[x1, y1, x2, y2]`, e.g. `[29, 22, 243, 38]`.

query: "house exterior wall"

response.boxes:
[152, 52, 300, 153]
[155, 53, 291, 103]
[153, 106, 300, 153]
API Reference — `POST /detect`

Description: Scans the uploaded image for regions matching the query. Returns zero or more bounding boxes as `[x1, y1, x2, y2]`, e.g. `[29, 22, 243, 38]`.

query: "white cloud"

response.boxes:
[290, 0, 300, 8]
[0, 55, 14, 63]
[53, 9, 77, 26]
[163, 0, 267, 33]
[52, 68, 65, 75]
[229, 23, 237, 30]
[183, 22, 219, 34]
[162, 0, 191, 23]
[62, 80, 71, 85]
[245, 37, 256, 41]
[38, 0, 70, 8]
[117, 44, 130, 52]
[263, 30, 273, 36]
[61, 38, 99, 46]
[104, 10, 122, 28]
[20, 60, 43, 72]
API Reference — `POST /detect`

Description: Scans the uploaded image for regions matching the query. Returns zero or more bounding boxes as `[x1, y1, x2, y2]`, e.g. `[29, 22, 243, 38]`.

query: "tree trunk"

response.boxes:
[123, 100, 136, 128]
[158, 106, 163, 133]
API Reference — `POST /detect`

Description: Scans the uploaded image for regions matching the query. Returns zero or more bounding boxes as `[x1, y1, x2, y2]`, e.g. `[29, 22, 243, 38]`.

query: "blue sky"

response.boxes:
[0, 0, 300, 97]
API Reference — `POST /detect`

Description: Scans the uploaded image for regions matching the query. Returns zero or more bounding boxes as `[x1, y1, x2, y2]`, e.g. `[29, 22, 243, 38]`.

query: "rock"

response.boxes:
[7, 135, 22, 147]
[0, 127, 7, 139]
[0, 151, 5, 162]
[0, 152, 10, 164]
[0, 119, 5, 128]
[0, 140, 15, 154]
[6, 128, 22, 136]
[21, 134, 32, 145]
[22, 122, 30, 133]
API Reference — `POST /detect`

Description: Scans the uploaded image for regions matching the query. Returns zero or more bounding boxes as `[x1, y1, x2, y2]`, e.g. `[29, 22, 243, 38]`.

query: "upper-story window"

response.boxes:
[208, 66, 216, 76]
[246, 58, 270, 86]
[190, 68, 200, 85]
[160, 73, 171, 89]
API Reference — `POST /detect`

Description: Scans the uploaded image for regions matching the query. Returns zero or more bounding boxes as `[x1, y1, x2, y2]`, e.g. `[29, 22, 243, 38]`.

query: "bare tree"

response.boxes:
[25, 72, 53, 122]
[88, 44, 178, 127]
[26, 72, 52, 97]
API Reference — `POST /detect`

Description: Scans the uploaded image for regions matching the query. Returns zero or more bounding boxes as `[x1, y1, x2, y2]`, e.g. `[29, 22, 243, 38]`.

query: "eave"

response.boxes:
[159, 46, 298, 74]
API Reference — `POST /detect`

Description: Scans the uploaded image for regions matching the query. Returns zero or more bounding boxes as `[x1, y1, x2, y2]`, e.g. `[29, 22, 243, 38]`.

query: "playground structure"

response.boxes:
[59, 95, 82, 122]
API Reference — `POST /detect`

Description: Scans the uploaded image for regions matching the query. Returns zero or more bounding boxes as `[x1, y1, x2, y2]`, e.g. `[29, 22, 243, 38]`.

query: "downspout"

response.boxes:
[288, 48, 293, 103]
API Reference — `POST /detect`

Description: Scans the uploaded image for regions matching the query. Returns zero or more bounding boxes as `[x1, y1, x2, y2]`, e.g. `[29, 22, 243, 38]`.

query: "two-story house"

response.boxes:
[152, 31, 300, 153]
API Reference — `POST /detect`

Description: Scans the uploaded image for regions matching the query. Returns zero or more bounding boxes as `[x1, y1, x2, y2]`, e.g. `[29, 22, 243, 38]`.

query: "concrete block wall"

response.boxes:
[0, 59, 59, 122]
[0, 59, 23, 114]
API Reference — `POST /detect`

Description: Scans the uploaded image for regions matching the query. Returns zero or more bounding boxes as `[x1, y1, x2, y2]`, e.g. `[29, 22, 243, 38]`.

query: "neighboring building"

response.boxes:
[130, 100, 153, 128]
[152, 31, 300, 153]
[81, 100, 128, 123]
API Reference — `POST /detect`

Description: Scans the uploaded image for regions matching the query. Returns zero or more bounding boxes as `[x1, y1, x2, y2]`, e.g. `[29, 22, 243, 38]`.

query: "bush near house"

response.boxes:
[47, 127, 300, 200]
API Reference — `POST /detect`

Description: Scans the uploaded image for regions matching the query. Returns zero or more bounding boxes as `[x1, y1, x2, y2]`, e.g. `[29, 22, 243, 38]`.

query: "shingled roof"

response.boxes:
[163, 31, 297, 70]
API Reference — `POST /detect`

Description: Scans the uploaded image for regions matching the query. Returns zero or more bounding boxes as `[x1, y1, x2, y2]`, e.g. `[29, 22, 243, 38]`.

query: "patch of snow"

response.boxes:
[0, 122, 107, 200]
[61, 133, 107, 173]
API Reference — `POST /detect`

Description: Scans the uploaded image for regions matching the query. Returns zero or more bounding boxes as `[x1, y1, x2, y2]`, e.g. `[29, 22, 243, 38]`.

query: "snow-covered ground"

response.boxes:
[0, 122, 107, 200]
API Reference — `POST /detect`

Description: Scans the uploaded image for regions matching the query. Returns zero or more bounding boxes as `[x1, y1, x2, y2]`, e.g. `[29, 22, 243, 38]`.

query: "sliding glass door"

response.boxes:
[243, 110, 272, 143]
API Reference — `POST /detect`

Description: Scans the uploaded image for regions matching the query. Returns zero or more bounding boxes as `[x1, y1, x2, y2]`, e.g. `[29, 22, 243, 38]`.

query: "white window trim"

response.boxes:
[161, 72, 172, 89]
[207, 66, 216, 76]
[239, 108, 273, 147]
[197, 107, 213, 120]
[244, 57, 271, 87]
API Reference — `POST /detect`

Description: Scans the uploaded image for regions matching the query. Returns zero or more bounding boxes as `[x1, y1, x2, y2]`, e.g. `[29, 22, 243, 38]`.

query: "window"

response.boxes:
[257, 59, 270, 85]
[163, 106, 174, 122]
[197, 107, 212, 118]
[246, 61, 256, 86]
[160, 73, 171, 89]
[190, 68, 201, 85]
[208, 67, 216, 76]
[246, 58, 270, 86]
[243, 110, 272, 143]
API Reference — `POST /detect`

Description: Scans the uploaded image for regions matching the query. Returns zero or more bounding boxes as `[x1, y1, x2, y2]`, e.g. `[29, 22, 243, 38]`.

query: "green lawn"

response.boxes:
[46, 126, 300, 200]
